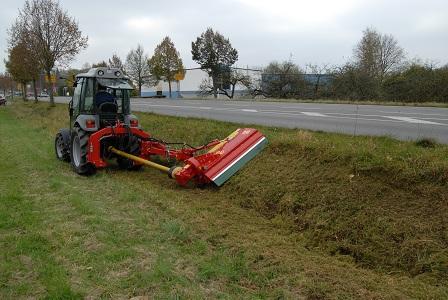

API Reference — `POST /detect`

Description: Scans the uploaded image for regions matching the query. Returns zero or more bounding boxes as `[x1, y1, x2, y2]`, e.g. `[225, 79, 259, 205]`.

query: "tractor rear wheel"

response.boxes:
[55, 132, 70, 162]
[70, 127, 94, 175]
[117, 136, 142, 171]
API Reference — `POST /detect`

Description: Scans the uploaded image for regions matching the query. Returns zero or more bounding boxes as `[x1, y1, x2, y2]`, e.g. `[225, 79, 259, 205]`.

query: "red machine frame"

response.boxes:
[86, 121, 267, 186]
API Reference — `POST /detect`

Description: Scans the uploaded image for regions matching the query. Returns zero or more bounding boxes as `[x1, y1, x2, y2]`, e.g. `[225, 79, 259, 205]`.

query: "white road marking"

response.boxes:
[220, 102, 322, 110]
[301, 112, 327, 117]
[324, 112, 448, 122]
[373, 110, 448, 117]
[133, 104, 404, 123]
[131, 102, 446, 126]
[385, 116, 444, 125]
[233, 110, 411, 123]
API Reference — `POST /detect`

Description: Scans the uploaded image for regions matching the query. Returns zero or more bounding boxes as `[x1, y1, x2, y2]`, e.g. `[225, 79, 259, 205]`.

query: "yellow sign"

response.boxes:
[45, 74, 57, 84]
[174, 71, 185, 81]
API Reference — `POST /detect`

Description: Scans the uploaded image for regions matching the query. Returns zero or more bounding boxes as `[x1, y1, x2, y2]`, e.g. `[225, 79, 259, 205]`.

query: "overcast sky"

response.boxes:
[0, 0, 447, 73]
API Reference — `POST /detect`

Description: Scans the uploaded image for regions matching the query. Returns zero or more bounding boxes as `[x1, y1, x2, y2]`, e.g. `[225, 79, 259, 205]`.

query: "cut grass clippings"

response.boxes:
[0, 100, 447, 298]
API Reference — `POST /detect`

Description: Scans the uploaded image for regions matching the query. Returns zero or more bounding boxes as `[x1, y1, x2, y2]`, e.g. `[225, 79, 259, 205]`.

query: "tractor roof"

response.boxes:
[76, 67, 127, 79]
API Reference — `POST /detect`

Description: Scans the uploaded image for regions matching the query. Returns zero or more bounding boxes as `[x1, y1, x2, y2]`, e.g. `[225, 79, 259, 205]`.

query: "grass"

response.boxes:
[415, 138, 438, 148]
[0, 100, 447, 298]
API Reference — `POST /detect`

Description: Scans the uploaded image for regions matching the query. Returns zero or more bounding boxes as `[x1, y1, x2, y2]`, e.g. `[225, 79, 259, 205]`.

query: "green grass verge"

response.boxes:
[0, 101, 447, 298]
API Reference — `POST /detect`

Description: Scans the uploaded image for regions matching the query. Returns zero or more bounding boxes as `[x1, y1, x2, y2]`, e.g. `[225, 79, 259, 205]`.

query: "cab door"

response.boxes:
[69, 78, 84, 130]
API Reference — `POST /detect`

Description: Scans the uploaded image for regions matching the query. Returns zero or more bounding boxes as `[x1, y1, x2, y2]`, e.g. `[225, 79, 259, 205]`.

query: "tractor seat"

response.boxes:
[97, 102, 119, 126]
[98, 102, 118, 114]
[94, 91, 120, 126]
[95, 91, 116, 108]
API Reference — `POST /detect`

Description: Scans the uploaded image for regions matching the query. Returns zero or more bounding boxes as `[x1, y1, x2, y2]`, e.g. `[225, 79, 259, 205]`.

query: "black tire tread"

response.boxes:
[55, 133, 70, 162]
[70, 127, 94, 175]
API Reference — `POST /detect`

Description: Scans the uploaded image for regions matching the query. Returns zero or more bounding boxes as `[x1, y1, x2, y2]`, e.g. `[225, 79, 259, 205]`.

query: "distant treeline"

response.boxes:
[250, 27, 448, 103]
[257, 62, 448, 103]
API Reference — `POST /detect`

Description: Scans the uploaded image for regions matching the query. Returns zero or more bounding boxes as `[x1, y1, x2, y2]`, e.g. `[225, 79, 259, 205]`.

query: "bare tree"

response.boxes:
[354, 28, 405, 81]
[125, 44, 152, 96]
[108, 54, 124, 70]
[149, 37, 184, 98]
[91, 61, 108, 68]
[10, 0, 88, 106]
[81, 62, 92, 71]
[199, 69, 251, 99]
[306, 63, 331, 99]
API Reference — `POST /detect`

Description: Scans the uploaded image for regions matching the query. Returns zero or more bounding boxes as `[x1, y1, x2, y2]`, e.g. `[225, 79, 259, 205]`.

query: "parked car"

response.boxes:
[0, 95, 6, 106]
[38, 92, 49, 97]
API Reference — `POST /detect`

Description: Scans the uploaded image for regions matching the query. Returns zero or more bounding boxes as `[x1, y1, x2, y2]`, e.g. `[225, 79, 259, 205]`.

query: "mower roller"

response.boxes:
[55, 67, 267, 186]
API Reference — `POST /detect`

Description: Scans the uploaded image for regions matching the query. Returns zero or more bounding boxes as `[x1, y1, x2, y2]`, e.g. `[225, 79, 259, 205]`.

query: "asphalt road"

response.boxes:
[51, 96, 448, 143]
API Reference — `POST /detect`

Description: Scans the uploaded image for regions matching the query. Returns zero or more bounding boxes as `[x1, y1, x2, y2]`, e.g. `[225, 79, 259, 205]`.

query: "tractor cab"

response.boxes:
[69, 67, 138, 131]
[55, 67, 140, 174]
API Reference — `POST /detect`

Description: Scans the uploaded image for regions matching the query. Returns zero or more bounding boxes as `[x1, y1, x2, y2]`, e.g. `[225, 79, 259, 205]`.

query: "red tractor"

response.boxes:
[55, 68, 267, 186]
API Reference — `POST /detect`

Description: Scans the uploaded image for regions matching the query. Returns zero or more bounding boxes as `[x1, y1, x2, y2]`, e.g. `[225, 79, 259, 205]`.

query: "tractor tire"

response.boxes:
[117, 136, 143, 171]
[55, 132, 70, 162]
[70, 127, 94, 175]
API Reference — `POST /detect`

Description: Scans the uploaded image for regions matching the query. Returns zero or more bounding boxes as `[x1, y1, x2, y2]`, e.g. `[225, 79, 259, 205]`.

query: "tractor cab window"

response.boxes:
[72, 78, 83, 113]
[83, 78, 94, 112]
[96, 78, 132, 114]
[111, 89, 125, 113]
[95, 85, 116, 109]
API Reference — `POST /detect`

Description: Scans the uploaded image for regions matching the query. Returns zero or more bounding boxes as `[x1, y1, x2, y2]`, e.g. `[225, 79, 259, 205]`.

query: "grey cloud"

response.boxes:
[0, 0, 447, 73]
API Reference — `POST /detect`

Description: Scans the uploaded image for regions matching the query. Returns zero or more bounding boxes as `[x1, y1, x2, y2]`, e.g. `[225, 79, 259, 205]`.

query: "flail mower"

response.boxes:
[54, 67, 267, 186]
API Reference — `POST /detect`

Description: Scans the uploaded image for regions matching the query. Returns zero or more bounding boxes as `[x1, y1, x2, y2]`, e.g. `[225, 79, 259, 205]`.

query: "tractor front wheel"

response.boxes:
[70, 127, 94, 175]
[55, 131, 70, 162]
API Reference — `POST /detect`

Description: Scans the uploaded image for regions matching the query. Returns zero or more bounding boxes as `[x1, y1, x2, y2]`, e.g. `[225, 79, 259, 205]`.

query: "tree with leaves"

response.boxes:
[192, 28, 238, 98]
[125, 44, 152, 96]
[149, 37, 184, 98]
[64, 69, 79, 96]
[354, 27, 405, 82]
[331, 62, 378, 100]
[330, 28, 406, 100]
[5, 41, 40, 101]
[0, 73, 14, 98]
[108, 54, 124, 70]
[261, 61, 307, 98]
[9, 0, 88, 106]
